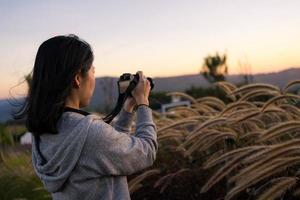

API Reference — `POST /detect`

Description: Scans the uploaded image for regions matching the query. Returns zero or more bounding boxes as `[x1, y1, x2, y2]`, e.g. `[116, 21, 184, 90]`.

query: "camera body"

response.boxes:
[103, 73, 154, 123]
[118, 73, 154, 96]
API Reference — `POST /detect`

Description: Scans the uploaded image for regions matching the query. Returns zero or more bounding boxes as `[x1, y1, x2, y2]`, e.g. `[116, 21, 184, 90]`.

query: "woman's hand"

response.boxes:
[123, 71, 150, 113]
[123, 96, 137, 113]
[131, 71, 150, 105]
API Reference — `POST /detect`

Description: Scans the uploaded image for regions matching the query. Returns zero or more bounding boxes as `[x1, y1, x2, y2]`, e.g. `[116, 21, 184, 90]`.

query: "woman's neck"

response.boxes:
[65, 96, 80, 109]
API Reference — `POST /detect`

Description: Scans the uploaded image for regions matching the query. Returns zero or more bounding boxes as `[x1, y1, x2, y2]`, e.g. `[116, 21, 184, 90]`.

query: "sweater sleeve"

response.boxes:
[111, 108, 134, 134]
[86, 105, 158, 176]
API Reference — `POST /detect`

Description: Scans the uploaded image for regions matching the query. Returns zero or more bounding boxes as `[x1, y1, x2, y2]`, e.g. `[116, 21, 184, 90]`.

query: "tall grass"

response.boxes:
[129, 80, 300, 200]
[2, 80, 300, 199]
[0, 146, 50, 200]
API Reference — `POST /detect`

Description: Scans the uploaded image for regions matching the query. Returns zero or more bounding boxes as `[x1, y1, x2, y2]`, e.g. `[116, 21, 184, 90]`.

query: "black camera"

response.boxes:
[103, 72, 154, 124]
[118, 73, 154, 96]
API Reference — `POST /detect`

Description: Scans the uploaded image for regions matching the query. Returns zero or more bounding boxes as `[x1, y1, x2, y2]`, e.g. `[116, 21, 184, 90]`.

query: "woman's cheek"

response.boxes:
[91, 78, 95, 95]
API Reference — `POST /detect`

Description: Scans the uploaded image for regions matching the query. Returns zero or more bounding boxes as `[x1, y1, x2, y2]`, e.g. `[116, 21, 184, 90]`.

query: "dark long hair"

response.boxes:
[12, 34, 94, 136]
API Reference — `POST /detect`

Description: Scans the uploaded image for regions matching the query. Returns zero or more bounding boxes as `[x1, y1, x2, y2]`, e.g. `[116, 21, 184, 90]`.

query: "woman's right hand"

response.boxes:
[131, 71, 151, 106]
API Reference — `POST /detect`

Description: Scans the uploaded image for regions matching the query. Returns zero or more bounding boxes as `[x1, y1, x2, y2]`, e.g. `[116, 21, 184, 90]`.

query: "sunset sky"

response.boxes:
[1, 0, 300, 99]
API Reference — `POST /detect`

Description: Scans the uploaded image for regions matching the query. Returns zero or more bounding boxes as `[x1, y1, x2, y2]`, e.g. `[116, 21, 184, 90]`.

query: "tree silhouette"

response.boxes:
[238, 58, 253, 85]
[201, 52, 228, 83]
[24, 73, 32, 90]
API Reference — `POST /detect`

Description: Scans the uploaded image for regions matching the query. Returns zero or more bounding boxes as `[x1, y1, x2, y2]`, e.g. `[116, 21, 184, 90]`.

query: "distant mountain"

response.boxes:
[0, 97, 26, 123]
[1, 67, 300, 122]
[89, 67, 300, 110]
[151, 67, 300, 92]
[0, 99, 14, 122]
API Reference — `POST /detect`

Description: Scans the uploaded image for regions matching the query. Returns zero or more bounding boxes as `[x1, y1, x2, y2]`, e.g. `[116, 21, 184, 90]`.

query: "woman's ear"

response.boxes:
[73, 73, 81, 88]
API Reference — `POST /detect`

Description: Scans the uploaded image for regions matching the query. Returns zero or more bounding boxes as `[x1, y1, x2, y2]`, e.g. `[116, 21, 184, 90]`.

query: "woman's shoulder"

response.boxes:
[56, 112, 101, 131]
[86, 113, 111, 133]
[82, 114, 123, 150]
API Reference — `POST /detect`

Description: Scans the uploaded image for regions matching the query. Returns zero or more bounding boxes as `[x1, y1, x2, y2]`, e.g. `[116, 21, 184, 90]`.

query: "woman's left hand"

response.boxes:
[123, 96, 137, 113]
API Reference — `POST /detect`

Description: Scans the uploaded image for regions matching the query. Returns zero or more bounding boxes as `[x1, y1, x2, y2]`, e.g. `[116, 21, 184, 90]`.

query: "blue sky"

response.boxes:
[1, 0, 300, 98]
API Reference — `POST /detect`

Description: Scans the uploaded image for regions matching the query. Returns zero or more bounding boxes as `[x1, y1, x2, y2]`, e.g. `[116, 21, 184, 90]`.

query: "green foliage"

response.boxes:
[149, 92, 172, 110]
[148, 86, 230, 111]
[0, 149, 50, 200]
[185, 85, 229, 103]
[0, 123, 14, 145]
[25, 72, 32, 89]
[201, 52, 228, 83]
[0, 123, 28, 145]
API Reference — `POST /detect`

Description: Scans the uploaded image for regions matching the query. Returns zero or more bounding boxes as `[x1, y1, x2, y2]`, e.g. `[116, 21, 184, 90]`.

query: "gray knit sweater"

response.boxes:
[31, 105, 158, 200]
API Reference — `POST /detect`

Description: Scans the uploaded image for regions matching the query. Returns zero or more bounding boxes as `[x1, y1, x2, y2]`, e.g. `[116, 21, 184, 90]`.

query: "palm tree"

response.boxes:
[24, 72, 32, 91]
[201, 52, 228, 83]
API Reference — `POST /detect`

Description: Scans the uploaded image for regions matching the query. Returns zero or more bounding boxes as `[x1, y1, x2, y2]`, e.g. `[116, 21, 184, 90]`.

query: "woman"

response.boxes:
[14, 34, 158, 199]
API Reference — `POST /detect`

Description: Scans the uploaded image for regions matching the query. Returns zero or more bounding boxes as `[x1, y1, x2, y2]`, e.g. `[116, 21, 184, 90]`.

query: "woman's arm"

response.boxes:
[111, 108, 134, 134]
[111, 97, 136, 134]
[85, 105, 158, 176]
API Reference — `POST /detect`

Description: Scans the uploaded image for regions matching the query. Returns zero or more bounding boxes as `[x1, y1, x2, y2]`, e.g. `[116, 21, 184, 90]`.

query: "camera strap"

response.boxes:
[102, 79, 137, 124]
[102, 74, 154, 124]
